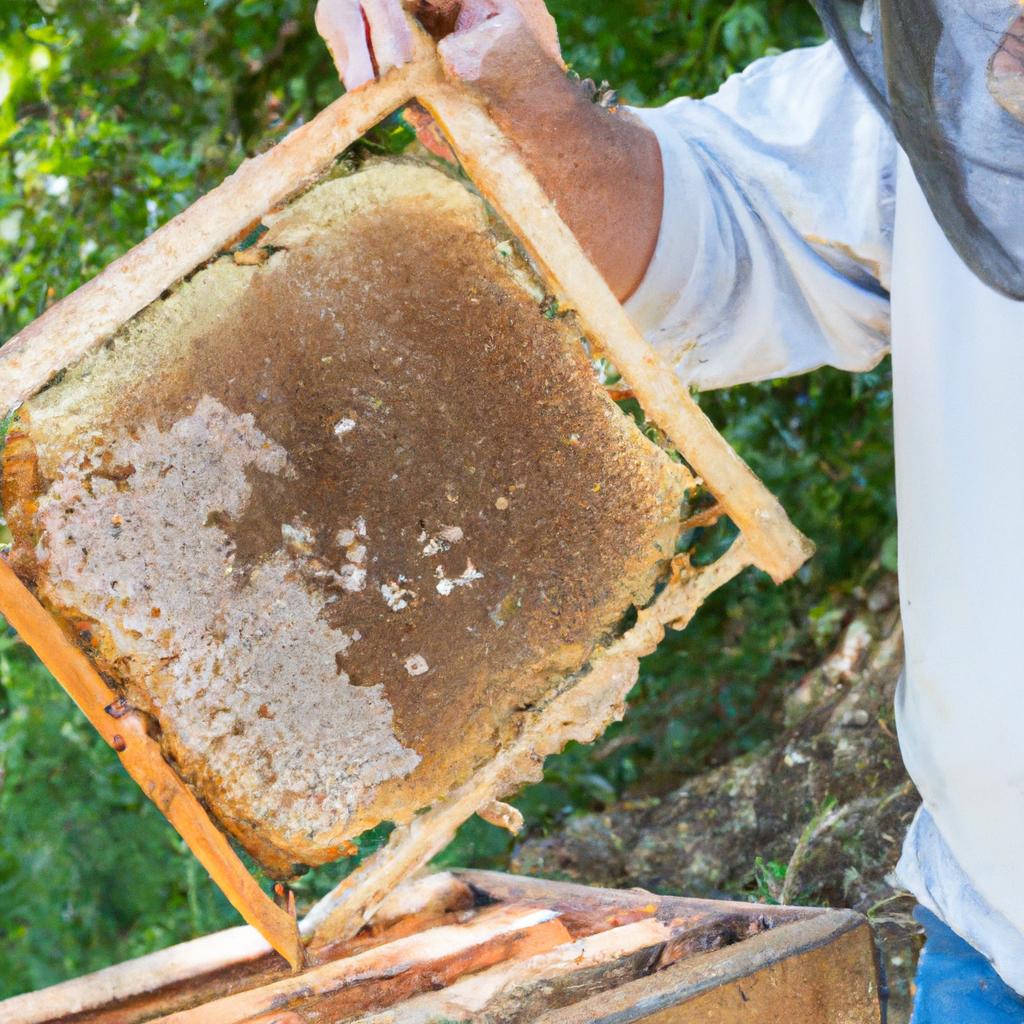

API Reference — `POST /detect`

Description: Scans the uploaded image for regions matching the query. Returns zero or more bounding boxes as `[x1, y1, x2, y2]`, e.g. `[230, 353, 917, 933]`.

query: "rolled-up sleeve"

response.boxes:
[624, 42, 895, 391]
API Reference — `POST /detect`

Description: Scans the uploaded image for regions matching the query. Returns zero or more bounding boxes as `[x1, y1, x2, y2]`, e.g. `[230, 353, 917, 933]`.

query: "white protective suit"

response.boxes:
[624, 41, 1024, 992]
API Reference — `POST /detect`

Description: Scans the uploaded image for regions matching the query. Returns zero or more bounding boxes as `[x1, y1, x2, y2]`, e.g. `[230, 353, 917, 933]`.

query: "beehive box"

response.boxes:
[0, 872, 882, 1024]
[0, 5, 819, 981]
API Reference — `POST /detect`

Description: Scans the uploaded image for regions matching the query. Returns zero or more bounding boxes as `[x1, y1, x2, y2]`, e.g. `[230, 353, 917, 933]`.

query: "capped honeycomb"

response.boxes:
[1, 161, 688, 875]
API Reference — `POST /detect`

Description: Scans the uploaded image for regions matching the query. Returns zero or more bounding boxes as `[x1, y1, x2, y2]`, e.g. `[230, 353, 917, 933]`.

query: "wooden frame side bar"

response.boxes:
[0, 557, 304, 969]
[535, 910, 880, 1024]
[417, 77, 813, 583]
[0, 70, 421, 417]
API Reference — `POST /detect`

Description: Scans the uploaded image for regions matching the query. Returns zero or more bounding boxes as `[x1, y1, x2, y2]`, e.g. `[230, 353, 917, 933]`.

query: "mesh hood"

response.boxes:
[814, 0, 1024, 300]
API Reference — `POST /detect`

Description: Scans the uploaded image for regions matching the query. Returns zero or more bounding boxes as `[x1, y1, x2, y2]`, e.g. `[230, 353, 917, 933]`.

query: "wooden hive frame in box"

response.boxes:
[0, 11, 813, 971]
[0, 871, 883, 1024]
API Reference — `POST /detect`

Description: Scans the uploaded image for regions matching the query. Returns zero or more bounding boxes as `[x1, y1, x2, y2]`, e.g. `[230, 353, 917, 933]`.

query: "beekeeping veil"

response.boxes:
[814, 0, 1024, 300]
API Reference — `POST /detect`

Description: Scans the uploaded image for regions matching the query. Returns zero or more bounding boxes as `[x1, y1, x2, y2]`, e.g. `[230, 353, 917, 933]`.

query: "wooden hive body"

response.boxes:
[0, 872, 883, 1024]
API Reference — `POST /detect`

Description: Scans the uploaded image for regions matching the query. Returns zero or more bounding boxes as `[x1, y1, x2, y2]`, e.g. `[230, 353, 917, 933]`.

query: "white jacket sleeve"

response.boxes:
[624, 42, 895, 391]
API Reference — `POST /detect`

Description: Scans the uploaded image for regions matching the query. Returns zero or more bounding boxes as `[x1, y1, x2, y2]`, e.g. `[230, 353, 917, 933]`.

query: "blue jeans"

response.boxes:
[911, 907, 1024, 1023]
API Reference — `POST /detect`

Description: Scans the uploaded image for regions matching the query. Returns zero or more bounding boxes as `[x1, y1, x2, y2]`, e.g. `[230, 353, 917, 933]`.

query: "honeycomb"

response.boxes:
[1, 161, 688, 875]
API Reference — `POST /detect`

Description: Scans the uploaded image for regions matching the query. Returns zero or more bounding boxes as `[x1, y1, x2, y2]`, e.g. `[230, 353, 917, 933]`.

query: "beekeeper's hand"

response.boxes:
[314, 0, 562, 91]
[313, 0, 663, 304]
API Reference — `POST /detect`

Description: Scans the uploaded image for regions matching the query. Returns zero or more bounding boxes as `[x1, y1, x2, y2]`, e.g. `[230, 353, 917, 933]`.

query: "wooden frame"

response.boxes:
[0, 12, 813, 969]
[0, 871, 881, 1024]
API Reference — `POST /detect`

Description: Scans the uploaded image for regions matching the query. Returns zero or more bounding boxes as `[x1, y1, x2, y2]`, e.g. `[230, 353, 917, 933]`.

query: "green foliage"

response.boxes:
[0, 629, 239, 989]
[752, 855, 788, 904]
[0, 0, 895, 998]
[0, 0, 343, 341]
[549, 0, 822, 103]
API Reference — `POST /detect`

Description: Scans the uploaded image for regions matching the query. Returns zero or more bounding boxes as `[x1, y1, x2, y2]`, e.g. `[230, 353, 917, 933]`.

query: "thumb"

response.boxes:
[361, 0, 415, 76]
[315, 0, 376, 89]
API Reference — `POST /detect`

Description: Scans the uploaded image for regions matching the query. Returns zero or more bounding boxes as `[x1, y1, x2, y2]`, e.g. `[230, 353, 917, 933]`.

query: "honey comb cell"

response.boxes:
[1, 161, 688, 875]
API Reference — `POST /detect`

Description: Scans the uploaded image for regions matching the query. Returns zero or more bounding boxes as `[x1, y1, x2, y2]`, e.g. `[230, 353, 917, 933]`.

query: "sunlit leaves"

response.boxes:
[0, 1, 340, 341]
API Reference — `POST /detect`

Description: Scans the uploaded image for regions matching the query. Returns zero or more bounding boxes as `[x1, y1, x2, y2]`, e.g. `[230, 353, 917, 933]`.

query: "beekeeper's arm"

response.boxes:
[315, 0, 894, 389]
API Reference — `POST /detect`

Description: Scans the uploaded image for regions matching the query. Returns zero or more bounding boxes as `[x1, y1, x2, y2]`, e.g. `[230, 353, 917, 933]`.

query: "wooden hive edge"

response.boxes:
[532, 909, 881, 1024]
[0, 871, 874, 1024]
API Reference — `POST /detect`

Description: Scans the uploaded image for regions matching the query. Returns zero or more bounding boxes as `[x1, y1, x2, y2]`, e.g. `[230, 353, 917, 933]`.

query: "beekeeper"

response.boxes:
[314, 0, 1024, 1018]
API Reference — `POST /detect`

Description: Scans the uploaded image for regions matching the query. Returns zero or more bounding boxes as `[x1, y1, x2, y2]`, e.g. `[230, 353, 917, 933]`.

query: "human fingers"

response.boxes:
[315, 0, 413, 90]
[360, 0, 415, 77]
[453, 0, 560, 62]
[439, 0, 561, 83]
[315, 0, 376, 89]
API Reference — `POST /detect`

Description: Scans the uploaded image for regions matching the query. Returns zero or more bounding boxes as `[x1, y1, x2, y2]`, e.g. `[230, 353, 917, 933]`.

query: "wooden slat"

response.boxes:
[453, 870, 817, 932]
[533, 913, 880, 1024]
[0, 68, 420, 415]
[353, 918, 674, 1024]
[0, 557, 304, 970]
[0, 873, 475, 1024]
[0, 928, 271, 1024]
[150, 904, 570, 1024]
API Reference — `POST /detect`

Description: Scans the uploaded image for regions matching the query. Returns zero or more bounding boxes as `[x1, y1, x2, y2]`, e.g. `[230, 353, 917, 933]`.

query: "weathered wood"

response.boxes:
[301, 539, 754, 946]
[360, 871, 475, 931]
[151, 904, 569, 1024]
[354, 918, 675, 1024]
[0, 872, 880, 1024]
[349, 911, 879, 1024]
[0, 873, 472, 1024]
[452, 869, 816, 933]
[0, 556, 304, 970]
[0, 68, 422, 415]
[532, 913, 881, 1024]
[0, 927, 271, 1024]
